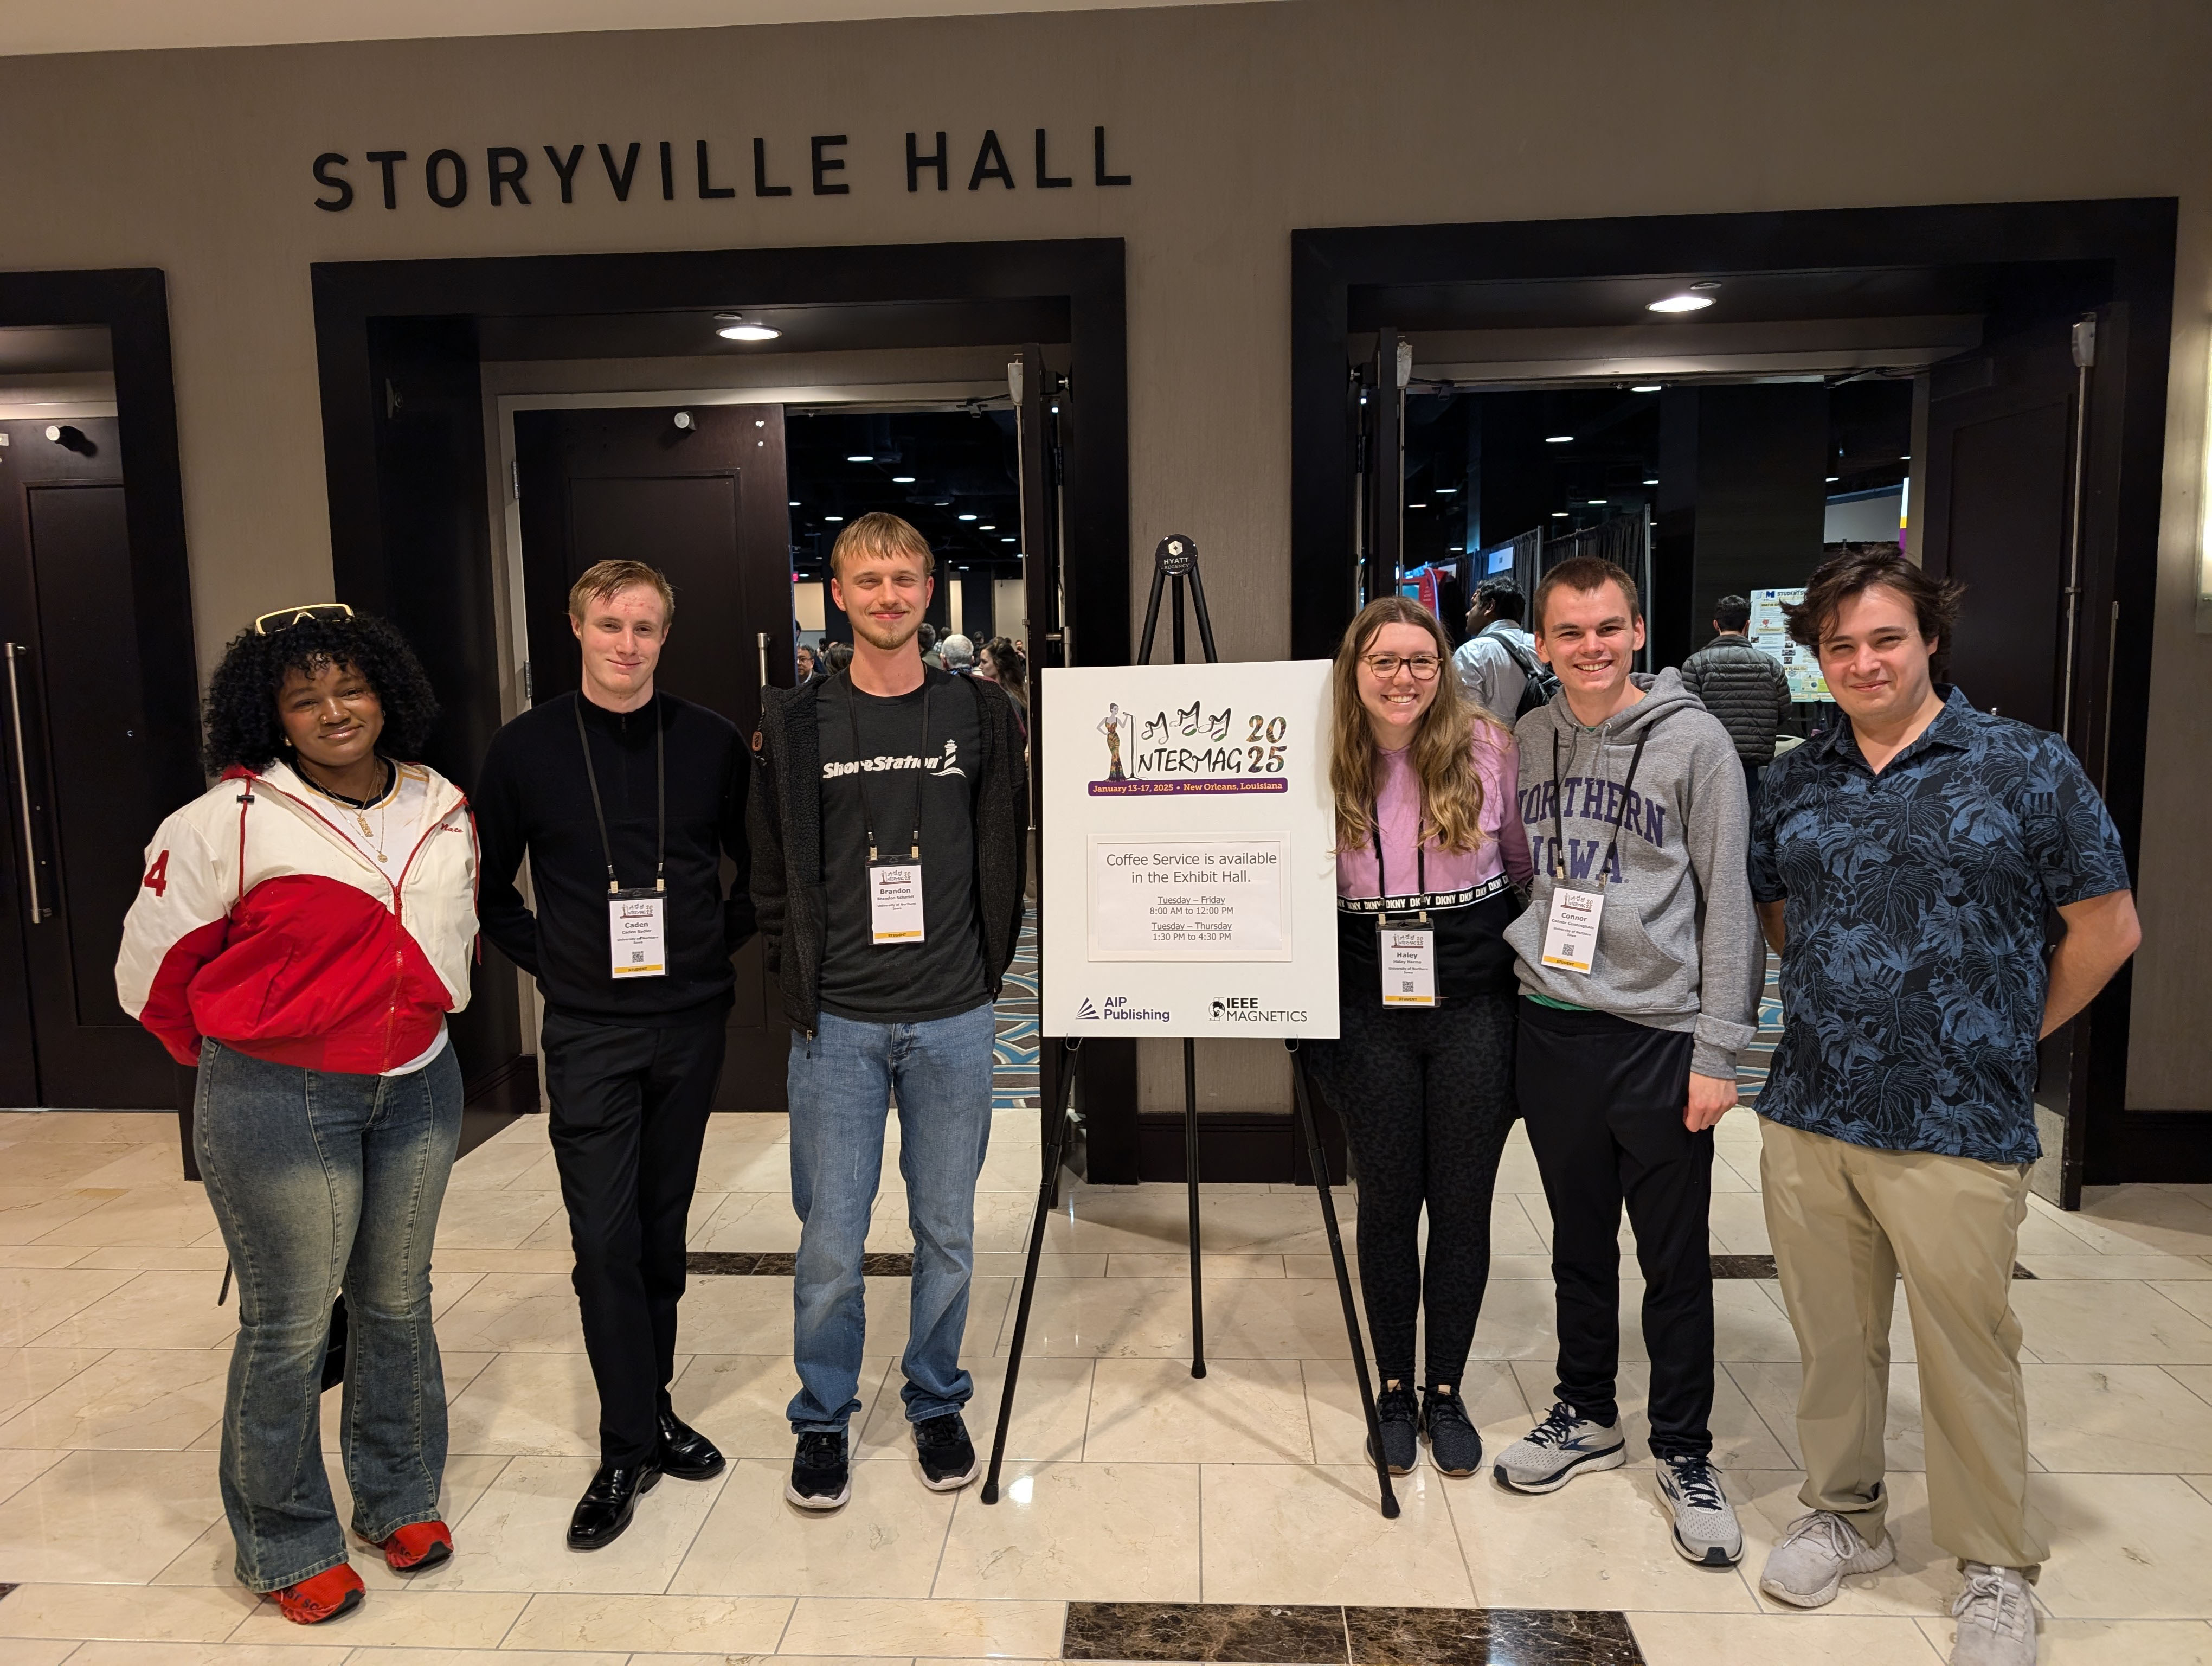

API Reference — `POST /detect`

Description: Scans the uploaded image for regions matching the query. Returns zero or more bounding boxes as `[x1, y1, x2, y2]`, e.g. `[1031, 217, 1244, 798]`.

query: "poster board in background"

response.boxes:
[1040, 660, 1339, 1039]
[1750, 588, 1831, 702]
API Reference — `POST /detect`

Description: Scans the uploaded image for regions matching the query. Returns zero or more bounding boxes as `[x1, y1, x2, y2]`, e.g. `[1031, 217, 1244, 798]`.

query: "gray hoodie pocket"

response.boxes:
[1595, 896, 1700, 1011]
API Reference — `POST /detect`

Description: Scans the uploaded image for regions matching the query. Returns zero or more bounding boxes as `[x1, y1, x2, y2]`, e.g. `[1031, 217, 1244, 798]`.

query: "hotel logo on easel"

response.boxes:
[1089, 700, 1293, 796]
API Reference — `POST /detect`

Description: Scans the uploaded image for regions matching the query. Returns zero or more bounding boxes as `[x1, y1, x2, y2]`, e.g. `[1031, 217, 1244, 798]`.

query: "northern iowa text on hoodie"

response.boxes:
[1504, 667, 1764, 1079]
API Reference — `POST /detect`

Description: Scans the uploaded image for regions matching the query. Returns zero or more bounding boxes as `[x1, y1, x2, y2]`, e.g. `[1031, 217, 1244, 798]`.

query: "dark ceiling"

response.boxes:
[788, 408, 1023, 591]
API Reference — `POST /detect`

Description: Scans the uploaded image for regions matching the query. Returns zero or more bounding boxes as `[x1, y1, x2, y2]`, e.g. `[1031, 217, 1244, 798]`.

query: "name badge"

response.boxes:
[1379, 919, 1437, 1007]
[1540, 884, 1604, 975]
[869, 857, 926, 945]
[608, 889, 666, 978]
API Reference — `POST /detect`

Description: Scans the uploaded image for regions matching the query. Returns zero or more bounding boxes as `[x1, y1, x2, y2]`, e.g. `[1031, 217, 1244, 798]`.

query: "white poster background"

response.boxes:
[1041, 660, 1338, 1037]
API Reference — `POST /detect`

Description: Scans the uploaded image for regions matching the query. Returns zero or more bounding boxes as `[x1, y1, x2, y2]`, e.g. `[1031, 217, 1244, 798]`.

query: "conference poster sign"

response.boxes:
[1750, 588, 1831, 702]
[1040, 661, 1339, 1039]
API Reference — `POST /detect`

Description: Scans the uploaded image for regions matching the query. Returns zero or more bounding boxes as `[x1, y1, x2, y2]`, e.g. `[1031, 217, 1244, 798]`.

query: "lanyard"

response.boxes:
[1550, 720, 1655, 883]
[1368, 803, 1427, 903]
[844, 670, 933, 861]
[575, 694, 665, 896]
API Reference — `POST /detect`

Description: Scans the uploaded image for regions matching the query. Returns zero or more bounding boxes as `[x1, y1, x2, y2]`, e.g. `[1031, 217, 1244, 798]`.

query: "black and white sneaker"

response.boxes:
[913, 1412, 980, 1491]
[1421, 1385, 1482, 1477]
[1655, 1453, 1744, 1567]
[1491, 1401, 1626, 1494]
[1366, 1383, 1420, 1475]
[785, 1430, 851, 1511]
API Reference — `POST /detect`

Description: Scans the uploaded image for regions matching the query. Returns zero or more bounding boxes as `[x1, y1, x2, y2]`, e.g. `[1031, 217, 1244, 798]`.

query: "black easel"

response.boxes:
[981, 535, 1399, 1518]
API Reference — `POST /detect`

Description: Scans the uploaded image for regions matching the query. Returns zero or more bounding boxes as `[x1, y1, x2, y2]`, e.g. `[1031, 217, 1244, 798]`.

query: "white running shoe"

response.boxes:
[1490, 1401, 1626, 1494]
[1950, 1562, 2037, 1666]
[1759, 1509, 1895, 1607]
[1655, 1453, 1744, 1566]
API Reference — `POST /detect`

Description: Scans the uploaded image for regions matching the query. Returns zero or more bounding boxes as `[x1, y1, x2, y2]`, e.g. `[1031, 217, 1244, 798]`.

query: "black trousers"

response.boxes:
[1304, 990, 1516, 1387]
[542, 1009, 727, 1466]
[1516, 998, 1714, 1460]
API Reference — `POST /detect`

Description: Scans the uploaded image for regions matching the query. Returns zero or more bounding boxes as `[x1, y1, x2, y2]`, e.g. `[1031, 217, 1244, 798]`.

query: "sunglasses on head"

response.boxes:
[253, 603, 353, 637]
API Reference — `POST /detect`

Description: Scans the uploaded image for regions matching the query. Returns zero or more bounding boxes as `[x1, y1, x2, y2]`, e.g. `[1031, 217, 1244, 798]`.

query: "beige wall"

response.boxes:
[2, 0, 2208, 1105]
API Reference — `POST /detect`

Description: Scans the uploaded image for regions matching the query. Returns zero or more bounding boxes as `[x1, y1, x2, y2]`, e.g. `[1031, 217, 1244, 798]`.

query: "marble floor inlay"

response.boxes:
[3, 957, 2210, 1666]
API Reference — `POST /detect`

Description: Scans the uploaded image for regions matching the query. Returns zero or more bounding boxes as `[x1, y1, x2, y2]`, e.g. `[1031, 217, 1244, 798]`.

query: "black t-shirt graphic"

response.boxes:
[815, 670, 991, 1024]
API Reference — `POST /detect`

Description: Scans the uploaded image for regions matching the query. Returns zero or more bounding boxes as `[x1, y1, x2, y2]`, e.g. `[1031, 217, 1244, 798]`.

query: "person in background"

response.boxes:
[1680, 594, 1793, 802]
[474, 560, 755, 1552]
[795, 644, 819, 683]
[918, 621, 942, 668]
[115, 605, 474, 1625]
[1304, 597, 1532, 1478]
[824, 641, 855, 677]
[1452, 576, 1545, 721]
[977, 637, 1030, 740]
[940, 632, 976, 674]
[1494, 556, 1760, 1571]
[1750, 550, 2139, 1666]
[751, 512, 1028, 1512]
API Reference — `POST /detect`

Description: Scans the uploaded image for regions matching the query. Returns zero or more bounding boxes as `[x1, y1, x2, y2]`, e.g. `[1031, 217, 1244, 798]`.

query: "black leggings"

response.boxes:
[1303, 990, 1516, 1387]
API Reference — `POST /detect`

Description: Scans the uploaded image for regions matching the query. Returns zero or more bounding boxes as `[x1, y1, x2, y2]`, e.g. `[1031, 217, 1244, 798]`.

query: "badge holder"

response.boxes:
[981, 535, 1400, 1521]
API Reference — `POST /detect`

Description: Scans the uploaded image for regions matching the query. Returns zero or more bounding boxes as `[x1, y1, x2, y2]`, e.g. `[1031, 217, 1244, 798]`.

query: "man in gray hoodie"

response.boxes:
[1491, 555, 1761, 1572]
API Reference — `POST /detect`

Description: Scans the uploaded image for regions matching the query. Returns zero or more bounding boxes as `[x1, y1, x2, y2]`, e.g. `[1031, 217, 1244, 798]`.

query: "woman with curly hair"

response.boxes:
[1304, 596, 1532, 1481]
[114, 604, 477, 1625]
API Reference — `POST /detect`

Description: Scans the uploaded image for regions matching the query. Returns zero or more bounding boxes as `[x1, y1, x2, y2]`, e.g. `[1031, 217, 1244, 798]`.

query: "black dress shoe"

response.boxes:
[658, 1411, 726, 1481]
[565, 1462, 660, 1550]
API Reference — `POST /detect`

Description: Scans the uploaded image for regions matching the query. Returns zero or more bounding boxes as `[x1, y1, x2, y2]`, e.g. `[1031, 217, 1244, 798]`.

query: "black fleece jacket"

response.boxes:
[750, 670, 1027, 1035]
[475, 690, 756, 1026]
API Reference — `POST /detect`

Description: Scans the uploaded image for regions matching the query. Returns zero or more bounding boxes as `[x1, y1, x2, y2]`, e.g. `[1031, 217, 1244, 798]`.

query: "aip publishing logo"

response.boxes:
[1076, 994, 1171, 1023]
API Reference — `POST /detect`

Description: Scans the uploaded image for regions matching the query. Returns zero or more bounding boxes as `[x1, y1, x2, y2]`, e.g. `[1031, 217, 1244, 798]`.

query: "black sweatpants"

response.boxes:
[542, 1009, 727, 1467]
[1516, 998, 1714, 1461]
[1303, 990, 1515, 1387]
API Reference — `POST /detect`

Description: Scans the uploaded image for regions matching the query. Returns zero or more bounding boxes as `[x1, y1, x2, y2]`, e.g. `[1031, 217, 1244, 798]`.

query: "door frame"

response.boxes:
[0, 270, 200, 1117]
[1290, 199, 2178, 1187]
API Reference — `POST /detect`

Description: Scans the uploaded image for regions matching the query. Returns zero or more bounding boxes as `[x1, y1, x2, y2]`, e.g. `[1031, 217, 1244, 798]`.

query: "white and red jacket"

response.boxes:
[114, 761, 478, 1073]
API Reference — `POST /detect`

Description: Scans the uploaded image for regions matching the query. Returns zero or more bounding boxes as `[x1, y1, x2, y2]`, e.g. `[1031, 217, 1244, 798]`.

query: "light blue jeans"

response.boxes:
[786, 1002, 996, 1432]
[194, 1039, 462, 1591]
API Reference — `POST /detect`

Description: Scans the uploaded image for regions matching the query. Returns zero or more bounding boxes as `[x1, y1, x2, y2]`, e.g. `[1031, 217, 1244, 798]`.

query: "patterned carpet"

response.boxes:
[993, 904, 1040, 1112]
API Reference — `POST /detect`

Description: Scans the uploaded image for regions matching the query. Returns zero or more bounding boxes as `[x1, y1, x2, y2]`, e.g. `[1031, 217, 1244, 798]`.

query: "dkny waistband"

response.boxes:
[1336, 872, 1514, 914]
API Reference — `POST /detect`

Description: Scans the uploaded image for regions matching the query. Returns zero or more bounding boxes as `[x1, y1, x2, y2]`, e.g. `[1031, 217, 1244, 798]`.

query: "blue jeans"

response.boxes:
[786, 1003, 996, 1432]
[194, 1039, 462, 1591]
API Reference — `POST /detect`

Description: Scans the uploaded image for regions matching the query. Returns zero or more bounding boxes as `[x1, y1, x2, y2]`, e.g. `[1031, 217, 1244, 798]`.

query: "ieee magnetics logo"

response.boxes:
[1073, 994, 1309, 1025]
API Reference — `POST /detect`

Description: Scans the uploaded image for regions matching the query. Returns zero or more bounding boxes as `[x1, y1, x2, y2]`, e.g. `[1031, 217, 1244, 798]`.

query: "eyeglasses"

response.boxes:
[253, 603, 353, 636]
[1360, 652, 1442, 681]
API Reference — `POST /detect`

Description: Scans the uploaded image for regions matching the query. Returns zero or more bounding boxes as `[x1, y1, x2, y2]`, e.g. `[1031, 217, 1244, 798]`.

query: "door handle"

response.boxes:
[756, 632, 770, 689]
[4, 643, 42, 925]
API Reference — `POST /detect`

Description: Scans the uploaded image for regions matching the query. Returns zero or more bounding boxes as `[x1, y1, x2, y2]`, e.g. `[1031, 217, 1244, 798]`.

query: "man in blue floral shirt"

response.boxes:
[1747, 550, 2139, 1666]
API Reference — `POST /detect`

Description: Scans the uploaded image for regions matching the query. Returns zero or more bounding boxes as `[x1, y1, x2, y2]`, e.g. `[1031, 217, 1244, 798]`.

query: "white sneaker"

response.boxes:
[1951, 1562, 2037, 1666]
[1655, 1454, 1743, 1567]
[1490, 1401, 1626, 1494]
[1758, 1509, 1895, 1607]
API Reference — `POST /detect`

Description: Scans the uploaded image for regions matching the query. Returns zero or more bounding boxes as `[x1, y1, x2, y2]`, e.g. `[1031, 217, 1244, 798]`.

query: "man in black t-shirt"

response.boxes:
[750, 514, 1028, 1513]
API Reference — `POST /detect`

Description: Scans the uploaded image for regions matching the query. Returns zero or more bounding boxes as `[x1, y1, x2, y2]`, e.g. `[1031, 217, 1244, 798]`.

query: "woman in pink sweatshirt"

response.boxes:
[1305, 595, 1532, 1481]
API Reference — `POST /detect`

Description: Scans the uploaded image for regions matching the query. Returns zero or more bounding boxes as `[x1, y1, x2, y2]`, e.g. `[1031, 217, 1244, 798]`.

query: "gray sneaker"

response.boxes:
[1491, 1401, 1626, 1494]
[1758, 1509, 1895, 1607]
[1655, 1454, 1743, 1566]
[1950, 1563, 2037, 1666]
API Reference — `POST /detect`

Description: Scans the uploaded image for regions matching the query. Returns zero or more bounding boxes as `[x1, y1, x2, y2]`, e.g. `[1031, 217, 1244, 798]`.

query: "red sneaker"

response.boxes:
[374, 1519, 453, 1573]
[271, 1563, 364, 1625]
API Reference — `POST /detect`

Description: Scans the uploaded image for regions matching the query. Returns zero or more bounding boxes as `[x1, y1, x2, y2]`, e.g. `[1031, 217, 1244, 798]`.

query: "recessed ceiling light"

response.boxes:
[846, 454, 874, 463]
[979, 524, 996, 531]
[1407, 503, 1427, 510]
[715, 315, 780, 341]
[892, 475, 916, 484]
[1001, 536, 1015, 543]
[1900, 453, 1911, 461]
[958, 514, 978, 522]
[1434, 486, 1458, 494]
[1648, 294, 1713, 313]
[788, 499, 800, 507]
[1631, 383, 1662, 393]
[1551, 511, 1569, 518]
[1587, 499, 1607, 506]
[1643, 478, 1658, 485]
[824, 515, 844, 522]
[1545, 434, 1573, 444]
[1827, 476, 1840, 483]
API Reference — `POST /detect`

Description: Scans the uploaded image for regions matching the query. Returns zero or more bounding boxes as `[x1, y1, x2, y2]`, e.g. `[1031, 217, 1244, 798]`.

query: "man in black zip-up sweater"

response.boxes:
[474, 560, 754, 1551]
[750, 513, 1026, 1512]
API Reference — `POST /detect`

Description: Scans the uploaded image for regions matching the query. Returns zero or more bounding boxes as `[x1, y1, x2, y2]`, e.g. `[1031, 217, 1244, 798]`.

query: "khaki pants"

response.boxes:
[1758, 1116, 2047, 1572]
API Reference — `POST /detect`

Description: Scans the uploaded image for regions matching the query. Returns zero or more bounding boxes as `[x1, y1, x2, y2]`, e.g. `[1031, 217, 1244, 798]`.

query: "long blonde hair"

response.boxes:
[1329, 596, 1506, 855]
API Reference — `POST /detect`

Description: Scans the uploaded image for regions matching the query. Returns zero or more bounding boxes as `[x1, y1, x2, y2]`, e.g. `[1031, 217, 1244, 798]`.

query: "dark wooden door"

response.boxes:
[514, 405, 793, 1110]
[0, 416, 184, 1106]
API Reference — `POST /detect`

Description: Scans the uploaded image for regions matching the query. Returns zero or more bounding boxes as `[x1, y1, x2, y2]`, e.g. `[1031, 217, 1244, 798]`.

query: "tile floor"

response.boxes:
[2, 1095, 2211, 1664]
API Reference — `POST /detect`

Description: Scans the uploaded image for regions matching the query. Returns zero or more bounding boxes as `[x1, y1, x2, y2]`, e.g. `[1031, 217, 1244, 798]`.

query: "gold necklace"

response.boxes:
[299, 759, 394, 863]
